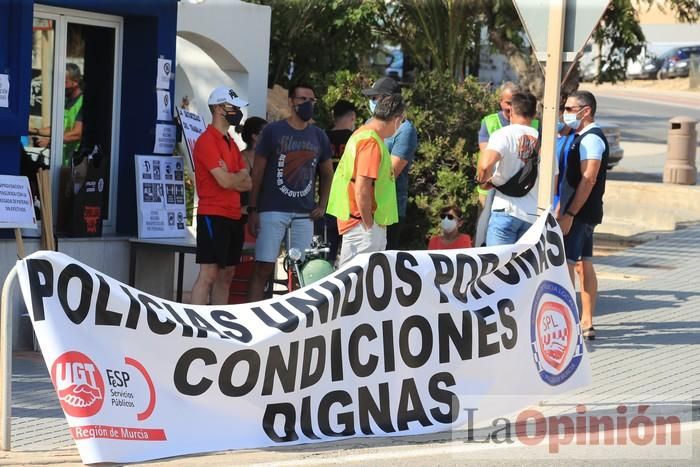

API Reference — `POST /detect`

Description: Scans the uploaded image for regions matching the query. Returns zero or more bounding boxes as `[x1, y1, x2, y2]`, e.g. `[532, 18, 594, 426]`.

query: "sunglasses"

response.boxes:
[441, 214, 457, 220]
[563, 105, 588, 112]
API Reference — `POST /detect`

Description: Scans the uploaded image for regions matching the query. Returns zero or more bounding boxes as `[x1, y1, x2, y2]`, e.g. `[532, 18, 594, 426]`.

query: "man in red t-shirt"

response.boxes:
[191, 86, 252, 305]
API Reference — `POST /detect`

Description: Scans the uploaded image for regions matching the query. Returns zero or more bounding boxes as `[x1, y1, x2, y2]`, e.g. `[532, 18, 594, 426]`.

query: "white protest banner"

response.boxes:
[153, 124, 176, 154]
[0, 175, 37, 229]
[134, 155, 186, 238]
[156, 58, 171, 90]
[17, 212, 590, 464]
[156, 90, 172, 122]
[176, 107, 207, 171]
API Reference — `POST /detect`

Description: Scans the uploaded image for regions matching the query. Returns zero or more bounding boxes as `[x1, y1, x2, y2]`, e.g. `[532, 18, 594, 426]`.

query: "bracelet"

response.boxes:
[248, 206, 257, 213]
[565, 210, 576, 217]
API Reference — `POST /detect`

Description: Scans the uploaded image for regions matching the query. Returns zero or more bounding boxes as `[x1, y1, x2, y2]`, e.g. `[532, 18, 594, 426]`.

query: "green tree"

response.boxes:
[248, 0, 381, 87]
[377, 0, 700, 93]
[378, 0, 481, 81]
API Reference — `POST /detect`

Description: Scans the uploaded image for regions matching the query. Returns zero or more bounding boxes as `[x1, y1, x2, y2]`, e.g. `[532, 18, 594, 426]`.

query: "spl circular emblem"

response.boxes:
[530, 280, 583, 386]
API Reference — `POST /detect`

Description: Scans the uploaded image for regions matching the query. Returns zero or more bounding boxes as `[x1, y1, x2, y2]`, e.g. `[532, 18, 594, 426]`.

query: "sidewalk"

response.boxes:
[2, 222, 699, 465]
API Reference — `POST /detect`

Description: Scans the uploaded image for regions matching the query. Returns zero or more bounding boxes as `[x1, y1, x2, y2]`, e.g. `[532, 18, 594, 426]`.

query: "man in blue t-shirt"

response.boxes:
[247, 83, 333, 302]
[362, 77, 418, 249]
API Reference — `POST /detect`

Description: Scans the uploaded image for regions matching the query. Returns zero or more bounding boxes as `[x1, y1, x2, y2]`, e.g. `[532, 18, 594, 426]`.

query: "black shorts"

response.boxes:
[196, 215, 244, 267]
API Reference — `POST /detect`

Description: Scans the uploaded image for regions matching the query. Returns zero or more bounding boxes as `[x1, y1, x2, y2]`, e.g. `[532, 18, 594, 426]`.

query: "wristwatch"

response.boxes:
[247, 206, 257, 213]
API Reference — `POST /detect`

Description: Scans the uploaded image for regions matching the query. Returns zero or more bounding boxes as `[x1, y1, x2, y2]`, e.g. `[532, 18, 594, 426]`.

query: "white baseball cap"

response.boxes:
[207, 86, 248, 108]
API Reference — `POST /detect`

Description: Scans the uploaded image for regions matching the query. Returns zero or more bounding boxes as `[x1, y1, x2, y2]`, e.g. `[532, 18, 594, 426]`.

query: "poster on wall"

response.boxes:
[156, 90, 172, 121]
[134, 155, 186, 238]
[175, 107, 207, 171]
[156, 58, 171, 90]
[0, 175, 37, 228]
[0, 74, 9, 108]
[153, 124, 176, 154]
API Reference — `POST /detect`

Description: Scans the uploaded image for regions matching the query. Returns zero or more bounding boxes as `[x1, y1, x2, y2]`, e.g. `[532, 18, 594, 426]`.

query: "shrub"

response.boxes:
[402, 70, 498, 248]
[316, 69, 378, 129]
[318, 69, 498, 249]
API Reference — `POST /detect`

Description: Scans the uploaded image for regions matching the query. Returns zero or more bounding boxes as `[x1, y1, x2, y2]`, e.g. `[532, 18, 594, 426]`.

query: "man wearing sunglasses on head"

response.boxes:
[557, 90, 609, 341]
[247, 83, 333, 302]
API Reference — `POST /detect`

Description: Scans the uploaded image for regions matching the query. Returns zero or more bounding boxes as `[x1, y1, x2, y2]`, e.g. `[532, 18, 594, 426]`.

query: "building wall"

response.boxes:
[176, 0, 271, 124]
[0, 0, 178, 236]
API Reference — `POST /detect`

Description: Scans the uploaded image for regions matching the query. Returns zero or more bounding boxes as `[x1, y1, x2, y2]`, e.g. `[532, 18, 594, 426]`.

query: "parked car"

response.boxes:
[599, 122, 624, 169]
[633, 49, 671, 79]
[656, 45, 700, 79]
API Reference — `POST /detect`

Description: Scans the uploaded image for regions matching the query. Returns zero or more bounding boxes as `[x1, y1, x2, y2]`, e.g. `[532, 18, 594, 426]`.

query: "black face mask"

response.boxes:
[295, 101, 315, 122]
[224, 108, 243, 127]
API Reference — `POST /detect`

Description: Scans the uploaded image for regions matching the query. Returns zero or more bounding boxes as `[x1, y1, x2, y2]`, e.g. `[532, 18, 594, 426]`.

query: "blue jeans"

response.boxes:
[486, 211, 533, 246]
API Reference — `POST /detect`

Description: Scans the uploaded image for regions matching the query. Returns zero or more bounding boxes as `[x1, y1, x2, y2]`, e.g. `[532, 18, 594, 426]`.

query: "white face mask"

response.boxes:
[441, 217, 458, 233]
[562, 111, 582, 130]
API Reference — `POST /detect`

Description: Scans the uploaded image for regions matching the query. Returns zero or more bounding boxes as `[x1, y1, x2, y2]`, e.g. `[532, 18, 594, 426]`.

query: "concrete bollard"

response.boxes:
[663, 116, 697, 185]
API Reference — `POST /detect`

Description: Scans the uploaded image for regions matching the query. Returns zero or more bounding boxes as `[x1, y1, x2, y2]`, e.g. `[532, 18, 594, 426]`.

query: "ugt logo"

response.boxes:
[530, 281, 583, 386]
[51, 351, 105, 417]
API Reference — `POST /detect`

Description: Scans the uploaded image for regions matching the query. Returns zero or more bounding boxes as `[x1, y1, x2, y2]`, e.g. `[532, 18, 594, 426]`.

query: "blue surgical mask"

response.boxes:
[557, 121, 566, 132]
[368, 99, 377, 114]
[563, 112, 581, 130]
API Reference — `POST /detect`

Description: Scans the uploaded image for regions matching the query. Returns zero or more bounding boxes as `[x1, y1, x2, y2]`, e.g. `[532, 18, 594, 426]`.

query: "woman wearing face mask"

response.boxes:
[428, 205, 473, 250]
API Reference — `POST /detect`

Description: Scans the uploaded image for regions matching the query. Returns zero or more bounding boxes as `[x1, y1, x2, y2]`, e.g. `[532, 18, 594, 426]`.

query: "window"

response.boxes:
[22, 6, 122, 236]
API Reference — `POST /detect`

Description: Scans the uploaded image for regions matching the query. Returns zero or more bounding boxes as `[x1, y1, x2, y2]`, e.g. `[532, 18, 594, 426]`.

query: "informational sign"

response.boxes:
[153, 124, 176, 155]
[134, 155, 186, 238]
[0, 74, 9, 108]
[0, 175, 36, 229]
[17, 213, 590, 464]
[156, 58, 171, 90]
[156, 90, 172, 122]
[175, 107, 207, 171]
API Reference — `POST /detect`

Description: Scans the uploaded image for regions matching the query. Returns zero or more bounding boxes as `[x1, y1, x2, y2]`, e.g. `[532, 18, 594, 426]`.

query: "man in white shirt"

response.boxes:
[556, 90, 609, 341]
[477, 91, 551, 245]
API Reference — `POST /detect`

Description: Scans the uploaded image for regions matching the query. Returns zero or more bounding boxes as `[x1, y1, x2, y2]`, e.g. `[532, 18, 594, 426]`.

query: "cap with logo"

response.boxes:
[361, 77, 400, 97]
[207, 86, 249, 108]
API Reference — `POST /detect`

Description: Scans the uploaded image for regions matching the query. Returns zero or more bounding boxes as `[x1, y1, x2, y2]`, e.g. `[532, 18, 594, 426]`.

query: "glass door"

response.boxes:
[25, 6, 122, 235]
[22, 15, 56, 219]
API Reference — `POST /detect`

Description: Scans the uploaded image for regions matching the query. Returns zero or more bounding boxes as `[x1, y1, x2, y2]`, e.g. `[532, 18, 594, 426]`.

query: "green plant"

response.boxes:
[316, 70, 378, 129]
[400, 70, 497, 248]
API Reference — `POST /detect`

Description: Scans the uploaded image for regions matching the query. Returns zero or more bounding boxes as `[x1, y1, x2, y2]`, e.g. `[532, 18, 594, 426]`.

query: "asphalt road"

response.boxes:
[596, 92, 700, 146]
[592, 91, 700, 179]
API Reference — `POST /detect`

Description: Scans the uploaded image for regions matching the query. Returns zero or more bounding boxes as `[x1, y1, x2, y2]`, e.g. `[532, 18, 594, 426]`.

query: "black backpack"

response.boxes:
[494, 130, 541, 198]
